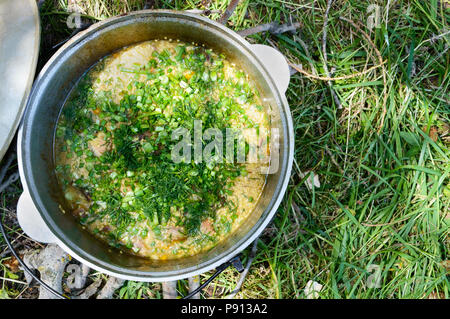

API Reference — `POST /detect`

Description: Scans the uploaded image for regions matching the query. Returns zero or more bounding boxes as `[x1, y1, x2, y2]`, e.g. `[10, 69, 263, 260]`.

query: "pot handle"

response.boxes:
[250, 44, 290, 94]
[17, 191, 57, 243]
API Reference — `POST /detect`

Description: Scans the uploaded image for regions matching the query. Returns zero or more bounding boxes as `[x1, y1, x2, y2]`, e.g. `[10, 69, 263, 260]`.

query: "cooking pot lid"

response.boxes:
[0, 0, 40, 161]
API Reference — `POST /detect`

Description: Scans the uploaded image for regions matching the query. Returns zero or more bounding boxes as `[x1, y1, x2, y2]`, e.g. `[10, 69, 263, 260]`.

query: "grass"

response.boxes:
[1, 0, 449, 299]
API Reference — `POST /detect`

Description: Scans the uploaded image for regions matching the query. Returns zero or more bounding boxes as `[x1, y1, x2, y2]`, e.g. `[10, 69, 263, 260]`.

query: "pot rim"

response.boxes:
[19, 10, 294, 281]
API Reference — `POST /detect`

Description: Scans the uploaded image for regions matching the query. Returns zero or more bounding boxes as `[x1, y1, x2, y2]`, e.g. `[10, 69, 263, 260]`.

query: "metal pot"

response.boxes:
[17, 10, 294, 281]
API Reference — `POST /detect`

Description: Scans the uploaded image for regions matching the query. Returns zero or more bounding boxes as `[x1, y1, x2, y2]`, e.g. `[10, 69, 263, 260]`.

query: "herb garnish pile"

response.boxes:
[55, 42, 264, 254]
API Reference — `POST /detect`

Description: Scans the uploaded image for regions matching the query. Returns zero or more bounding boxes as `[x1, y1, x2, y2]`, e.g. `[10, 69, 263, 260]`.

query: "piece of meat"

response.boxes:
[165, 226, 186, 242]
[88, 131, 110, 157]
[64, 185, 91, 211]
[101, 225, 111, 233]
[134, 238, 146, 250]
[200, 218, 215, 235]
[72, 207, 87, 218]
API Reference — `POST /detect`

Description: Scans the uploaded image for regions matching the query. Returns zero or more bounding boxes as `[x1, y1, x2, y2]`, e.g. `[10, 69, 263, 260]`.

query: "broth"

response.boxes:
[54, 40, 268, 259]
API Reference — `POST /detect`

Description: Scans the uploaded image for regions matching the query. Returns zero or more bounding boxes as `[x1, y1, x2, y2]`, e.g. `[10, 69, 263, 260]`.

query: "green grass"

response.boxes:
[1, 0, 448, 299]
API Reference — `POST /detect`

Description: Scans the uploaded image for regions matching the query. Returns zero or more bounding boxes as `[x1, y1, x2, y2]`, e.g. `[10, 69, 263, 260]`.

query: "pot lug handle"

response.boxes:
[250, 44, 290, 94]
[17, 191, 57, 244]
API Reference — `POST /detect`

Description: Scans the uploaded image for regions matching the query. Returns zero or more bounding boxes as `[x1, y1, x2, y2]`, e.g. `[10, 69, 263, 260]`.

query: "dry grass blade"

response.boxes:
[338, 16, 388, 132]
[288, 61, 385, 81]
[238, 22, 301, 37]
[322, 0, 342, 109]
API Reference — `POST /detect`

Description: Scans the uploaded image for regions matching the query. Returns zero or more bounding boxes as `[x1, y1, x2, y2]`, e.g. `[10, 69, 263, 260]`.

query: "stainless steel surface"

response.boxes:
[19, 10, 294, 281]
[0, 0, 40, 161]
